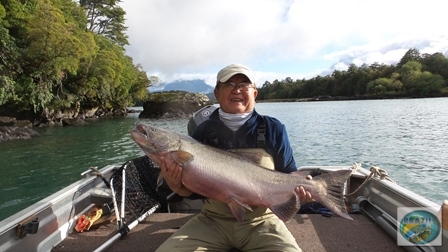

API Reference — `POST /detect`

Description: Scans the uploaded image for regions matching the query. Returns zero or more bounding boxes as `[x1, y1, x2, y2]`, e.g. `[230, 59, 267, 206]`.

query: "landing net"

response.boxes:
[109, 156, 177, 226]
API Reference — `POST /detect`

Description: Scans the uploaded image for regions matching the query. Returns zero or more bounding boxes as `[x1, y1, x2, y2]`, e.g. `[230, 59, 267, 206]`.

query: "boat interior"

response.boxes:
[0, 155, 446, 252]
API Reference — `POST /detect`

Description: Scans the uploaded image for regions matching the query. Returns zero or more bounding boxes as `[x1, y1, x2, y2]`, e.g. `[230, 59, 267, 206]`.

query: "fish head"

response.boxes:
[130, 124, 182, 160]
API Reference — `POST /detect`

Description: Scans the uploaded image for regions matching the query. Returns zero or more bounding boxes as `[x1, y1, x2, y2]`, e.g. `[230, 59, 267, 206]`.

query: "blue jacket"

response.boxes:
[191, 109, 297, 173]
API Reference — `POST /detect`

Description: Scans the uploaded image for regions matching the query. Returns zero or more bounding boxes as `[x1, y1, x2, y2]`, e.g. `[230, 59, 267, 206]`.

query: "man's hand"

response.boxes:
[295, 175, 314, 203]
[159, 157, 193, 197]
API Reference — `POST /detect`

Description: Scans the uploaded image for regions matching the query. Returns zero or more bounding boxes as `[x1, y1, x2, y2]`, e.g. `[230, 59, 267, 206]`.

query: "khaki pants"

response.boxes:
[156, 199, 301, 252]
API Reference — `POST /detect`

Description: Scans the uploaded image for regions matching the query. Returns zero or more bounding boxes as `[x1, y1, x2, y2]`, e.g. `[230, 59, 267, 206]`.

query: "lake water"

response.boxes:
[0, 98, 447, 221]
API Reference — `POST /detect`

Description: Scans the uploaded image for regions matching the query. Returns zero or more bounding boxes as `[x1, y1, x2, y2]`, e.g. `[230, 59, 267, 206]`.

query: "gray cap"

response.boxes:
[216, 64, 256, 85]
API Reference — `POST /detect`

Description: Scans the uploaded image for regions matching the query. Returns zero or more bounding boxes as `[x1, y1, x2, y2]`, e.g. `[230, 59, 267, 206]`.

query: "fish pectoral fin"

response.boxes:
[270, 192, 301, 223]
[228, 195, 253, 222]
[170, 151, 194, 165]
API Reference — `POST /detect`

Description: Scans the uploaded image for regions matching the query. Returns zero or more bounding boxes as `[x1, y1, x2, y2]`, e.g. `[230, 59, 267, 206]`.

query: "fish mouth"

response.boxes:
[130, 124, 178, 154]
[130, 124, 158, 154]
[130, 124, 150, 143]
[133, 124, 155, 138]
[135, 124, 146, 134]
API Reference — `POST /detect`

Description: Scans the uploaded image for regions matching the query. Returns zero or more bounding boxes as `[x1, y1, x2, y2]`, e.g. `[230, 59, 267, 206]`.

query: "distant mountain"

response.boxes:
[150, 79, 214, 94]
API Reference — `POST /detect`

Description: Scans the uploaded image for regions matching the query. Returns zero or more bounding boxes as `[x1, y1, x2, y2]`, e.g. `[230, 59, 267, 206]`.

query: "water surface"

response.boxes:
[0, 98, 447, 221]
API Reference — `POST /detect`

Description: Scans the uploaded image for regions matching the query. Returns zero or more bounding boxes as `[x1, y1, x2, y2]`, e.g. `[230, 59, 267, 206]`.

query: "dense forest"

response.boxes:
[0, 0, 150, 119]
[257, 48, 448, 101]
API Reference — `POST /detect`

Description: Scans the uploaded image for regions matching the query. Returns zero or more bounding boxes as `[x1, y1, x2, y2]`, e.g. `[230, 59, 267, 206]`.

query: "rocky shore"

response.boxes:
[138, 91, 211, 119]
[0, 108, 127, 142]
[0, 91, 211, 142]
[0, 116, 40, 142]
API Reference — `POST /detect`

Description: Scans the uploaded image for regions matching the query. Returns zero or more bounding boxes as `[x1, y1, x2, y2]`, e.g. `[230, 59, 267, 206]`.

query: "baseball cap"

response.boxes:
[216, 64, 256, 85]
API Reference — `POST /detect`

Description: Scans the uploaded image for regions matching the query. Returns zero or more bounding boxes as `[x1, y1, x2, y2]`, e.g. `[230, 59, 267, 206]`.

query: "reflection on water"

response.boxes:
[0, 98, 447, 220]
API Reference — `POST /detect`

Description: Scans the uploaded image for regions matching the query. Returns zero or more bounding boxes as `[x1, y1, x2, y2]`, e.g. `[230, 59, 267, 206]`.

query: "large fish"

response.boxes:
[130, 123, 353, 222]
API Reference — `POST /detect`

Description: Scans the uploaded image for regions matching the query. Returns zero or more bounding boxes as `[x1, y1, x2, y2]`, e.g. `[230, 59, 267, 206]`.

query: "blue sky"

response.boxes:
[120, 0, 448, 87]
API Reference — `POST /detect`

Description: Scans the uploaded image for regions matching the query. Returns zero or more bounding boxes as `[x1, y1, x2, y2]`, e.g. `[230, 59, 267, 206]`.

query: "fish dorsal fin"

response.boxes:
[169, 150, 194, 165]
[270, 191, 301, 222]
[228, 194, 253, 222]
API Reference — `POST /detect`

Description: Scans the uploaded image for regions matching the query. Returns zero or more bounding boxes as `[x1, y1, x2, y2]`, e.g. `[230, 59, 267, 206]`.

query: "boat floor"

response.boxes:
[52, 212, 405, 252]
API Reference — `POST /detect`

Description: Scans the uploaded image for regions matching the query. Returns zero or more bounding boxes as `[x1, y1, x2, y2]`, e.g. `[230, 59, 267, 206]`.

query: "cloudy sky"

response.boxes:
[119, 0, 447, 87]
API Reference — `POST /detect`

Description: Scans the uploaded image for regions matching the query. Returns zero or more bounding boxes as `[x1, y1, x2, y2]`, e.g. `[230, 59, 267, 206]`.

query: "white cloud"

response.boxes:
[120, 0, 448, 86]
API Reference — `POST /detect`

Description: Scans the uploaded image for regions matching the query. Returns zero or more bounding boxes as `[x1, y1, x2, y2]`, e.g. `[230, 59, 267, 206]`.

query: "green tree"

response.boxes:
[421, 52, 448, 80]
[399, 61, 444, 95]
[0, 0, 149, 120]
[80, 0, 128, 47]
[0, 3, 19, 105]
[397, 48, 421, 69]
[128, 64, 151, 102]
[68, 34, 149, 109]
[366, 77, 402, 94]
[19, 0, 95, 111]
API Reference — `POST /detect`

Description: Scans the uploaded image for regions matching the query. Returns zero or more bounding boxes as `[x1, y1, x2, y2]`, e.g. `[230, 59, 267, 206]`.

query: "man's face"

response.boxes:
[214, 74, 258, 114]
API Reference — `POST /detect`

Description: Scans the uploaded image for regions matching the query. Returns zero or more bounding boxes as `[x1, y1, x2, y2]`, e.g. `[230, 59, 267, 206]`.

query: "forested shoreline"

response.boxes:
[257, 48, 448, 101]
[1, 0, 150, 123]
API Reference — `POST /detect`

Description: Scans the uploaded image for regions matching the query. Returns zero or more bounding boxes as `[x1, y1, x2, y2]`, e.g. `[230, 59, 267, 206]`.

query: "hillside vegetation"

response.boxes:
[0, 0, 150, 120]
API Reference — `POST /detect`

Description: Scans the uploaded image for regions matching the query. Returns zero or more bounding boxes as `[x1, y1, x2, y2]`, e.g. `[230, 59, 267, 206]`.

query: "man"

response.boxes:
[157, 64, 311, 251]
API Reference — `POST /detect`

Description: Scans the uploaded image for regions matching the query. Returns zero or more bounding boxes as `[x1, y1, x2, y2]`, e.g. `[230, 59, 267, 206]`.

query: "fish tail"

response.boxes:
[311, 169, 353, 220]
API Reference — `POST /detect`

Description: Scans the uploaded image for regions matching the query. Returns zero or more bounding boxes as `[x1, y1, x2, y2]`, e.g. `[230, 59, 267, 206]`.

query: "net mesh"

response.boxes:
[109, 156, 180, 223]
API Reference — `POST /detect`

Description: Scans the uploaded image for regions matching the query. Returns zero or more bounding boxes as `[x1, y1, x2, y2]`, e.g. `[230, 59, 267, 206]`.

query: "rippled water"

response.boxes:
[258, 98, 448, 204]
[0, 98, 447, 221]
